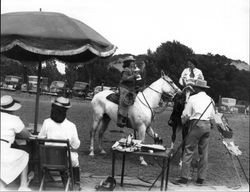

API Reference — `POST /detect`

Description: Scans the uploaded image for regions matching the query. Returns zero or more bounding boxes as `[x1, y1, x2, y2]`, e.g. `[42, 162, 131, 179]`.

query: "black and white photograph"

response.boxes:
[1, 0, 249, 191]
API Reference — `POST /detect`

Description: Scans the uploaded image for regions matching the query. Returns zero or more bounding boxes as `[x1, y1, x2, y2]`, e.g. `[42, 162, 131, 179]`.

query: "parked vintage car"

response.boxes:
[0, 77, 4, 88]
[21, 76, 49, 93]
[1, 75, 22, 91]
[49, 80, 72, 97]
[49, 81, 65, 95]
[72, 81, 89, 98]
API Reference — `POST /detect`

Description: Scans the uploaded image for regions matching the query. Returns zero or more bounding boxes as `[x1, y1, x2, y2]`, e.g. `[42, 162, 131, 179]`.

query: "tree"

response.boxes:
[1, 55, 23, 79]
[65, 63, 78, 88]
[41, 59, 64, 84]
[149, 40, 194, 85]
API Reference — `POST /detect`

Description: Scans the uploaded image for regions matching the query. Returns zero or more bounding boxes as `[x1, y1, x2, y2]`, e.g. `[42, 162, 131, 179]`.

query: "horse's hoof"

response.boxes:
[89, 151, 95, 156]
[154, 136, 163, 145]
[100, 149, 106, 154]
[140, 160, 148, 166]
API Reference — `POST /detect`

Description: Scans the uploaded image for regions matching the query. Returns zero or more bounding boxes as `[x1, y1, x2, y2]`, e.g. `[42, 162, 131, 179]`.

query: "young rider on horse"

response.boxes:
[117, 55, 141, 128]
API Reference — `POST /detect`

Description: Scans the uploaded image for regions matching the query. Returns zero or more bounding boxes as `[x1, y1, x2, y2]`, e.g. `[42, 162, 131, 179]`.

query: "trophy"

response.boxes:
[134, 66, 142, 80]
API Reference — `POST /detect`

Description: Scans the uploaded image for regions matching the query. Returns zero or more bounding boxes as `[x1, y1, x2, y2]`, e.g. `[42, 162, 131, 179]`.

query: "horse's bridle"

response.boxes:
[137, 75, 181, 120]
[147, 76, 180, 99]
[161, 75, 181, 99]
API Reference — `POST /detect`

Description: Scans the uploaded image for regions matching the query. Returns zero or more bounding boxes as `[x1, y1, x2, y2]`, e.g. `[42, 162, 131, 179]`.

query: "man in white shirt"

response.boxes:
[172, 79, 216, 185]
[38, 97, 81, 187]
[179, 58, 204, 87]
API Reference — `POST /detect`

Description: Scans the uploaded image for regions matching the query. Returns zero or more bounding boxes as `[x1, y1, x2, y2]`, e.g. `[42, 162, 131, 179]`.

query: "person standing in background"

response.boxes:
[179, 57, 204, 87]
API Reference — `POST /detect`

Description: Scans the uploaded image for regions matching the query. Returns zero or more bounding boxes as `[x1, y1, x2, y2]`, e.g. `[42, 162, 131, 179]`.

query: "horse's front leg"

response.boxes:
[146, 126, 163, 145]
[146, 126, 155, 138]
[137, 125, 148, 166]
[170, 125, 177, 149]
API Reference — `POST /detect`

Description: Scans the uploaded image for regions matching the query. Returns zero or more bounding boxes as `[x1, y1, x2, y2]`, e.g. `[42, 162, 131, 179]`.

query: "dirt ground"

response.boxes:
[1, 90, 249, 191]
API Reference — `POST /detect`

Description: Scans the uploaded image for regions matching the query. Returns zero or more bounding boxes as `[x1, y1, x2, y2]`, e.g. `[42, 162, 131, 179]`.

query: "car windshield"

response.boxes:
[5, 76, 21, 83]
[28, 77, 38, 82]
[28, 76, 48, 84]
[41, 78, 48, 84]
[95, 86, 110, 91]
[74, 82, 88, 88]
[51, 81, 65, 88]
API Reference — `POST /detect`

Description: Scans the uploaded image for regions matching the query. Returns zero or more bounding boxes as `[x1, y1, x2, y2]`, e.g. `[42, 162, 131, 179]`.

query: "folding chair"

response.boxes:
[36, 138, 75, 191]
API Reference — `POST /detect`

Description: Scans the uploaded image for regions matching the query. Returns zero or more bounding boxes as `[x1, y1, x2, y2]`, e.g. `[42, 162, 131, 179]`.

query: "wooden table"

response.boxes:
[111, 148, 172, 191]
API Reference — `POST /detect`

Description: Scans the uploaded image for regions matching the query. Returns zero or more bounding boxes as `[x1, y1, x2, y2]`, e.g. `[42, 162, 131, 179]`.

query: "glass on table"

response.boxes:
[26, 123, 42, 134]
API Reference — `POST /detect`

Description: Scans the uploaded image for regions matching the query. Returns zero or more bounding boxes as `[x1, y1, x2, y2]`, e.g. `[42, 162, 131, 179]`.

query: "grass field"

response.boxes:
[1, 90, 249, 188]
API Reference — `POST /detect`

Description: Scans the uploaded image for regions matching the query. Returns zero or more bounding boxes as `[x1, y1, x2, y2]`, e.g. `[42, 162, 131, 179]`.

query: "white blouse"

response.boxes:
[0, 112, 25, 144]
[39, 118, 80, 149]
[179, 68, 204, 86]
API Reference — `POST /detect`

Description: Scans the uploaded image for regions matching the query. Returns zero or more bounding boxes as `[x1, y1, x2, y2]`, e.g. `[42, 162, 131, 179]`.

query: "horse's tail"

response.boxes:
[91, 93, 104, 116]
[91, 91, 100, 106]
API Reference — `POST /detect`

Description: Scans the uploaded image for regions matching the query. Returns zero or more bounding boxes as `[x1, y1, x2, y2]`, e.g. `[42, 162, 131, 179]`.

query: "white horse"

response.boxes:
[89, 71, 181, 165]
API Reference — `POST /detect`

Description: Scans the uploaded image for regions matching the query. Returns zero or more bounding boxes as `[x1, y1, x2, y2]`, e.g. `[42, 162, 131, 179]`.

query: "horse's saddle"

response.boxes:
[106, 92, 135, 106]
[106, 93, 119, 105]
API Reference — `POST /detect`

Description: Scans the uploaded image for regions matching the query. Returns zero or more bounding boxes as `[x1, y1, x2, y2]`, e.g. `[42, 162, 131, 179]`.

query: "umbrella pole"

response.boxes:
[33, 60, 42, 134]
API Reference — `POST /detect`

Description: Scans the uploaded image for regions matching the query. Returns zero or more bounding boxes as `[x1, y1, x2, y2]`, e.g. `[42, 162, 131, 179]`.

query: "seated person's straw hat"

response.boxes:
[52, 97, 71, 108]
[0, 95, 21, 111]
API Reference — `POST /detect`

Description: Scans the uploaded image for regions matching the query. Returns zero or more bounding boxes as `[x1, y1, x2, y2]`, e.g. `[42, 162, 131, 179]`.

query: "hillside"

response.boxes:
[230, 60, 249, 71]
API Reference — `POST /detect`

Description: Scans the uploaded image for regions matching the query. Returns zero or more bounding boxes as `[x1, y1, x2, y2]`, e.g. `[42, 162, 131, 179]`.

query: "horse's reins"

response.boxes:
[141, 91, 155, 121]
[0, 138, 9, 143]
[137, 87, 164, 121]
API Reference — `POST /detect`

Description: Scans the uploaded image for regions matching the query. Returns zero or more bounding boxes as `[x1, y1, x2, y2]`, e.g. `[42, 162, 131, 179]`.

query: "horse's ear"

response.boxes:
[161, 70, 165, 77]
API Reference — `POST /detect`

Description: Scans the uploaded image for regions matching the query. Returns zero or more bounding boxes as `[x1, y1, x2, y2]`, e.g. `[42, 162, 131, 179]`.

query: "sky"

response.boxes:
[1, 0, 249, 68]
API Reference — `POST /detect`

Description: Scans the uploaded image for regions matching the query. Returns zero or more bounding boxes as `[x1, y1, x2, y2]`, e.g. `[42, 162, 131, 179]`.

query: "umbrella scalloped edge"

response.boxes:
[1, 39, 117, 57]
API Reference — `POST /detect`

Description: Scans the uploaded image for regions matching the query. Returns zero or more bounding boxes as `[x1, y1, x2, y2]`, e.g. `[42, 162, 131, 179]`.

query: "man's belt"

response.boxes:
[190, 119, 210, 125]
[190, 119, 210, 122]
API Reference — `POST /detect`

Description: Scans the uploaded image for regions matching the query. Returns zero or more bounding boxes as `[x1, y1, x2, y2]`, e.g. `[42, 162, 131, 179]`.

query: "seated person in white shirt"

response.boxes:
[38, 97, 81, 186]
[179, 58, 204, 87]
[0, 95, 33, 191]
